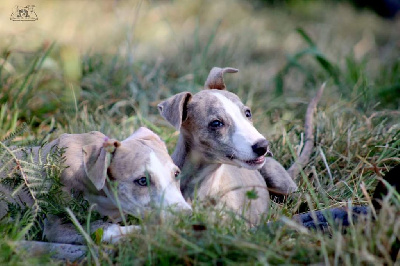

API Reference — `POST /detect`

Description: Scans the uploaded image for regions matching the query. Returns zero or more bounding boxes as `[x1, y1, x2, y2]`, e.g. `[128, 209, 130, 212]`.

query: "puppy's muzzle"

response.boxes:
[176, 202, 192, 216]
[162, 203, 192, 218]
[251, 139, 270, 157]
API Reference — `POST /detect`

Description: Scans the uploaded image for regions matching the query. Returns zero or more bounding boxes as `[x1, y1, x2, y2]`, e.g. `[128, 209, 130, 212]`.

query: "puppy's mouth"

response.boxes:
[226, 154, 266, 169]
[244, 156, 266, 165]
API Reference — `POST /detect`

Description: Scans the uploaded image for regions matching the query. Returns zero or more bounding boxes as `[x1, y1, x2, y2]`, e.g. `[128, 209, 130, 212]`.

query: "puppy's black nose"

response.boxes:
[252, 139, 269, 157]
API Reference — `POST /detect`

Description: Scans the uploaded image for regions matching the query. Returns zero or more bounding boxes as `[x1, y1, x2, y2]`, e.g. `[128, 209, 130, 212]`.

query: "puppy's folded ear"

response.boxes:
[204, 67, 238, 90]
[157, 92, 192, 131]
[82, 139, 120, 190]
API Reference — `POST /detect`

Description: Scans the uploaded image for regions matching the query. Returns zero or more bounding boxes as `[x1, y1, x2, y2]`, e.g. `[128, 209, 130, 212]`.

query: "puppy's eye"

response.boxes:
[174, 171, 180, 178]
[245, 109, 252, 118]
[134, 177, 149, 187]
[209, 120, 224, 128]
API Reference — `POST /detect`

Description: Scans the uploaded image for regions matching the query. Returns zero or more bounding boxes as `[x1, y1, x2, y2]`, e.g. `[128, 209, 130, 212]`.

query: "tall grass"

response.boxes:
[0, 0, 399, 264]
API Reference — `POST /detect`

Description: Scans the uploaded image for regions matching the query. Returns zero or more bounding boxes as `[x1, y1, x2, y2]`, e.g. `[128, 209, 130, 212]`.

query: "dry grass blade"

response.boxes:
[66, 208, 100, 266]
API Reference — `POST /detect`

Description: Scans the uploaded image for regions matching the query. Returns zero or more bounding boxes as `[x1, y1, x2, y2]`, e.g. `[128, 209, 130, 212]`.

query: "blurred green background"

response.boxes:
[0, 0, 399, 140]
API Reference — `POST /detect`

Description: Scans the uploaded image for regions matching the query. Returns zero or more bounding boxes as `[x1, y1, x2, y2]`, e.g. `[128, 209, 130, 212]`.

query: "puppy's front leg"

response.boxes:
[43, 215, 85, 244]
[44, 215, 140, 244]
[259, 157, 298, 195]
[101, 224, 141, 243]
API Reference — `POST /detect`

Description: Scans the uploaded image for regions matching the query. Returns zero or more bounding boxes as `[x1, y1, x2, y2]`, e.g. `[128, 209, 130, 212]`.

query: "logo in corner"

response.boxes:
[10, 5, 38, 21]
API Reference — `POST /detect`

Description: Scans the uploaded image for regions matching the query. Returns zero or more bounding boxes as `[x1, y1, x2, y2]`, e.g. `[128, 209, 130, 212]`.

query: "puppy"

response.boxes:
[0, 127, 191, 243]
[158, 67, 302, 225]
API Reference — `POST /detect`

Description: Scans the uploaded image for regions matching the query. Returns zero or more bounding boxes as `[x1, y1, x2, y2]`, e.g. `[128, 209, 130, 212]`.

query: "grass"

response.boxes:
[0, 0, 399, 265]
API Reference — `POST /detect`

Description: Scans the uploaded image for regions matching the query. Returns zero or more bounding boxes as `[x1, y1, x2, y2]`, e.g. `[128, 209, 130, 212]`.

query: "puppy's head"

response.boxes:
[158, 67, 272, 170]
[82, 127, 191, 217]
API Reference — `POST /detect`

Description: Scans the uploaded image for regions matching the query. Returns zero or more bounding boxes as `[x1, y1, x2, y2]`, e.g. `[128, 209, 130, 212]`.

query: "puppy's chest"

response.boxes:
[197, 165, 226, 198]
[188, 165, 269, 205]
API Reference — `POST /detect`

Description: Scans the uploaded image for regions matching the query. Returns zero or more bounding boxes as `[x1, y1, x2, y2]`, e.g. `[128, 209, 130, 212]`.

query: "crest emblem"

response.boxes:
[10, 5, 38, 21]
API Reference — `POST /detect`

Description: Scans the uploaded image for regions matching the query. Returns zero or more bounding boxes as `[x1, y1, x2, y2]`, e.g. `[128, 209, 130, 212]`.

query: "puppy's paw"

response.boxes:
[259, 157, 298, 195]
[101, 224, 141, 243]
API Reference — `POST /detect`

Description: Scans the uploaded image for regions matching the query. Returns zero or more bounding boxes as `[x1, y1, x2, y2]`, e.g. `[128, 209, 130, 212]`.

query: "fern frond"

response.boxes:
[1, 129, 100, 239]
[0, 122, 28, 145]
[0, 141, 41, 237]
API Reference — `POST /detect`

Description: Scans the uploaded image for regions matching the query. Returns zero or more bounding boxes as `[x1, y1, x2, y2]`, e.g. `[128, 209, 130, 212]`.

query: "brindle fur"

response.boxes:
[158, 67, 305, 225]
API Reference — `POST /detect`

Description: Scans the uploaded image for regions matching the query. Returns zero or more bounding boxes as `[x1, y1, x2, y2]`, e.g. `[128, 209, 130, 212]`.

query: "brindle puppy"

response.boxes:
[157, 67, 315, 225]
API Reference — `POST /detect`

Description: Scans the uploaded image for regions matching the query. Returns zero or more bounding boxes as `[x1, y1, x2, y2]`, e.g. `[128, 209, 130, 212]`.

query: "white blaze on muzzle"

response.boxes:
[212, 93, 265, 159]
[148, 152, 192, 211]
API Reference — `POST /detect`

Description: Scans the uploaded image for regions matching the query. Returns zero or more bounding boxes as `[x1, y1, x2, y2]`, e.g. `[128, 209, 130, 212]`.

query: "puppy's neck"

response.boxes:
[171, 135, 190, 169]
[172, 134, 222, 198]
